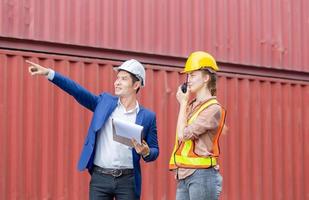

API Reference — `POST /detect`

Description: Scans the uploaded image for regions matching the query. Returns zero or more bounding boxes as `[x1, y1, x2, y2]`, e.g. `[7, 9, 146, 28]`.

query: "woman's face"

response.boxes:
[187, 70, 209, 93]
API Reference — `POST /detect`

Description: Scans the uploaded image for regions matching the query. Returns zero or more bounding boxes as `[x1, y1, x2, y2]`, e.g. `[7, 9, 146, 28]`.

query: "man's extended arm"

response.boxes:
[26, 60, 99, 112]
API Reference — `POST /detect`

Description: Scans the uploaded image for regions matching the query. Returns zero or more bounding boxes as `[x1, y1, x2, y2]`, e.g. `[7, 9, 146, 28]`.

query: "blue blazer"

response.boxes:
[50, 72, 159, 198]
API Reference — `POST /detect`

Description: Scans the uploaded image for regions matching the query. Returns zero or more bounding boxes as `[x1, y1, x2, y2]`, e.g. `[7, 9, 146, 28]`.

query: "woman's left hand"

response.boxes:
[176, 86, 189, 105]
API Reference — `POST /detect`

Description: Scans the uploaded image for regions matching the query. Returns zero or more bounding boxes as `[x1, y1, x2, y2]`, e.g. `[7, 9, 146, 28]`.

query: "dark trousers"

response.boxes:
[89, 170, 139, 200]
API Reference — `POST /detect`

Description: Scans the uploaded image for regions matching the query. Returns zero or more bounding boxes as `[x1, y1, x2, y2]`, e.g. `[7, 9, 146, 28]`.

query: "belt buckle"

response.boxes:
[111, 169, 122, 177]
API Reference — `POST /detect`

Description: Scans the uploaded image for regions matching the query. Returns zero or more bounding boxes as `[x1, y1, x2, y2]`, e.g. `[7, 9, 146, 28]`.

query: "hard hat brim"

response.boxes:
[180, 67, 217, 74]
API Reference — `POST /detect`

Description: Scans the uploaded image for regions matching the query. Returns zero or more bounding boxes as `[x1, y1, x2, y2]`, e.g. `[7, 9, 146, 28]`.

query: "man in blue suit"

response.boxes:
[26, 59, 159, 200]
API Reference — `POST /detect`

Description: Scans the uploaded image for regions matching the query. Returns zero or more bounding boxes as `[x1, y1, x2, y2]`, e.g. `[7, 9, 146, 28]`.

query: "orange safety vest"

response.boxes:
[169, 98, 226, 170]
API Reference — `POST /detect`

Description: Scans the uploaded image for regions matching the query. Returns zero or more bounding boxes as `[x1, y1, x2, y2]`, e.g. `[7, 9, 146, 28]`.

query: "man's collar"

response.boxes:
[117, 99, 140, 114]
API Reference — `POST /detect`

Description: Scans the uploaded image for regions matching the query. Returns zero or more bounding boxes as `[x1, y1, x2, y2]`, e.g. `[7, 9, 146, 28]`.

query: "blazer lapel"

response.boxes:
[135, 106, 145, 126]
[93, 96, 118, 132]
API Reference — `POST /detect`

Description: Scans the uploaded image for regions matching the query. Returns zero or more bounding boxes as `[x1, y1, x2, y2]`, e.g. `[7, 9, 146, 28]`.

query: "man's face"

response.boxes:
[114, 70, 138, 97]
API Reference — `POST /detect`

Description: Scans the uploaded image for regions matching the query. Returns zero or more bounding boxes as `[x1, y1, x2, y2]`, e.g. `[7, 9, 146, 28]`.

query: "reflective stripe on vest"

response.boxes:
[169, 98, 226, 170]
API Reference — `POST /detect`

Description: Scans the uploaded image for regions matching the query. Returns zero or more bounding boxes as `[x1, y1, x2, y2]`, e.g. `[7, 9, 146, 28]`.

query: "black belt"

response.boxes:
[93, 166, 134, 177]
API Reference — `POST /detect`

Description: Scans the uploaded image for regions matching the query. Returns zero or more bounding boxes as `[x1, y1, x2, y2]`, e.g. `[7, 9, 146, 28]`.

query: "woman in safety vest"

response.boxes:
[169, 51, 227, 200]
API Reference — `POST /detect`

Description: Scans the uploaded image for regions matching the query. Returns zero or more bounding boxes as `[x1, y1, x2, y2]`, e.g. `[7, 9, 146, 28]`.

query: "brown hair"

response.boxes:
[130, 73, 141, 94]
[127, 71, 141, 94]
[202, 69, 217, 96]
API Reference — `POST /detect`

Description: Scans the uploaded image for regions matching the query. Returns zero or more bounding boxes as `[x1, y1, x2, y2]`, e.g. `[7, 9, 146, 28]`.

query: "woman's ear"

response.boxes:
[204, 74, 210, 83]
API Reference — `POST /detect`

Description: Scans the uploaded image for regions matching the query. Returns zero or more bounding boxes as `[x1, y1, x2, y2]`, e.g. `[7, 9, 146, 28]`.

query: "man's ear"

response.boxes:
[133, 81, 141, 90]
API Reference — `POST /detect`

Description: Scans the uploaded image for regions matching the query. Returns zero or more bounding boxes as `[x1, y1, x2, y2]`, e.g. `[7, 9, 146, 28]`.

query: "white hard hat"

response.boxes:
[115, 59, 146, 87]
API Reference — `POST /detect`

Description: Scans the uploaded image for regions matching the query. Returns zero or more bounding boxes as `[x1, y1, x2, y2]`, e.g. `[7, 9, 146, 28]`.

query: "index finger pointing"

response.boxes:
[25, 60, 38, 66]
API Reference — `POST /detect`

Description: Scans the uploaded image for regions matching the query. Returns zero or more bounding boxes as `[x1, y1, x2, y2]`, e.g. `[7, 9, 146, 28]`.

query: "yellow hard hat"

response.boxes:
[182, 51, 219, 73]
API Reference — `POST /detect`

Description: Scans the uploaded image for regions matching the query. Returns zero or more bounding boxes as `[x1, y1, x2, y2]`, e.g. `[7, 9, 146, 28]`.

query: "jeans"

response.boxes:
[176, 168, 222, 200]
[89, 170, 139, 200]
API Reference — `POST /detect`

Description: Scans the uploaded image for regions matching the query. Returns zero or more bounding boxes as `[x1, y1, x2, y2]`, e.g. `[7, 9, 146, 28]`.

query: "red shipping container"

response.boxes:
[0, 49, 308, 200]
[0, 0, 308, 72]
